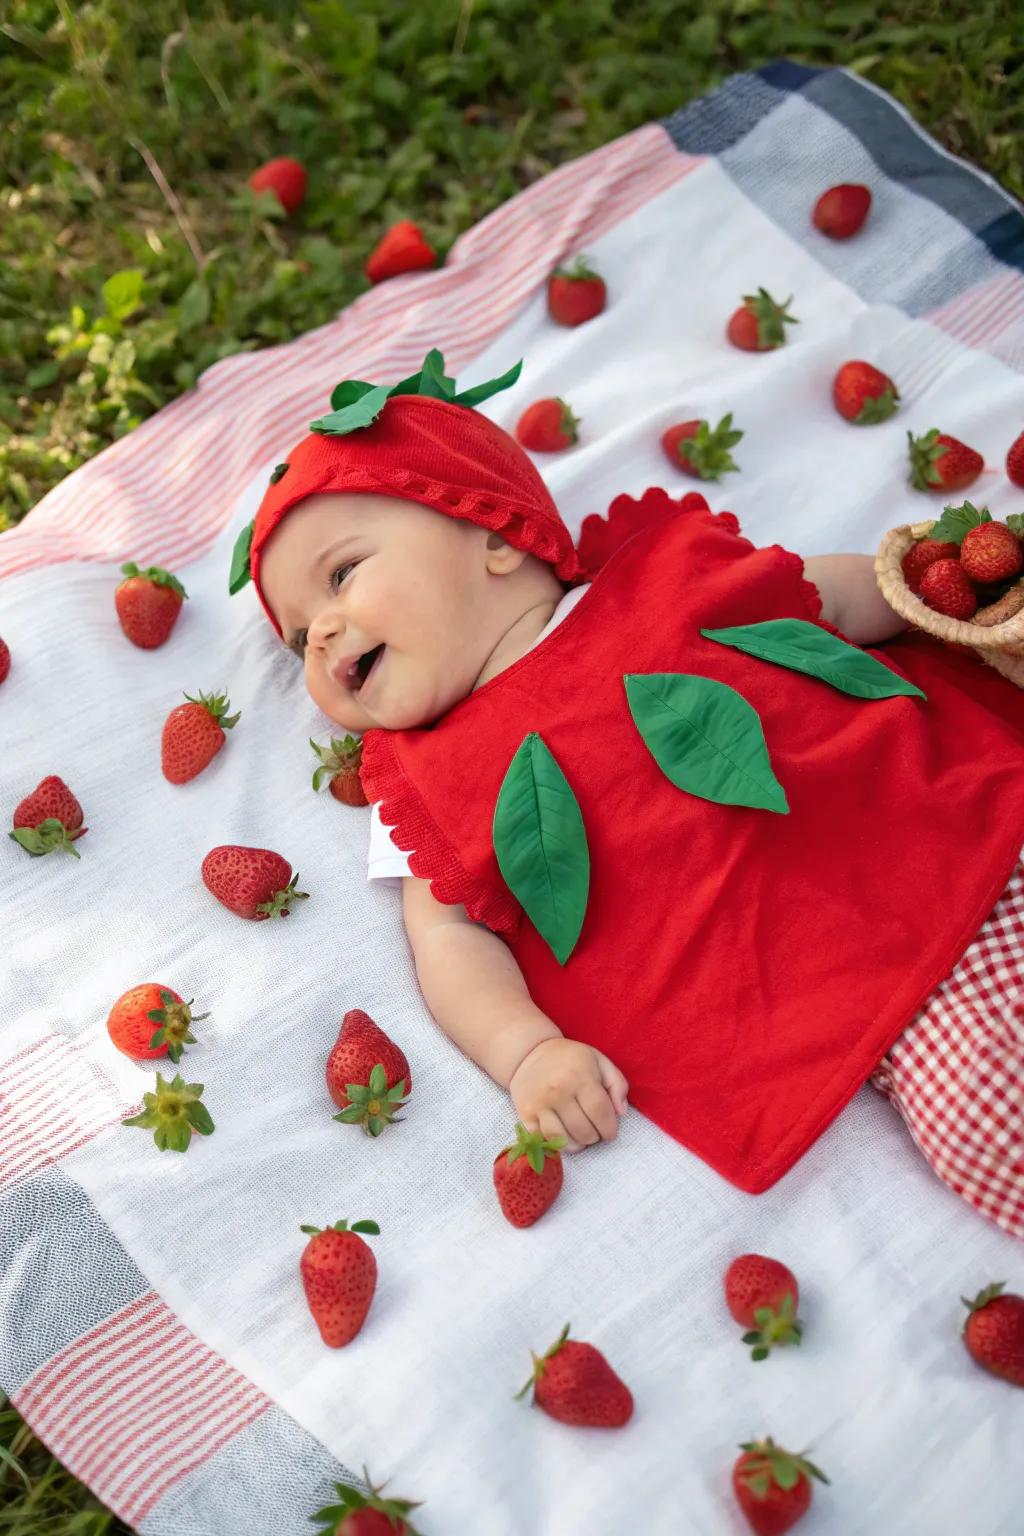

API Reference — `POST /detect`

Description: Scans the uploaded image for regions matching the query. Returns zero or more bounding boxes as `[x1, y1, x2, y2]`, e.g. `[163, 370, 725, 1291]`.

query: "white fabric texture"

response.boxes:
[3, 110, 1024, 1536]
[367, 581, 591, 881]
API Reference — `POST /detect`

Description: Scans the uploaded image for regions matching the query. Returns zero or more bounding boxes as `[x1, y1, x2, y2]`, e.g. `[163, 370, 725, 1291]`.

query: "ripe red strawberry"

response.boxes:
[812, 182, 871, 239]
[311, 734, 367, 805]
[201, 845, 308, 920]
[900, 538, 961, 594]
[10, 776, 87, 858]
[516, 397, 580, 452]
[299, 1219, 379, 1347]
[1006, 429, 1024, 488]
[661, 414, 743, 480]
[918, 558, 978, 620]
[726, 289, 798, 351]
[960, 521, 1023, 583]
[724, 1255, 803, 1360]
[364, 220, 437, 284]
[249, 156, 307, 215]
[516, 1324, 633, 1427]
[907, 429, 983, 492]
[732, 1437, 829, 1535]
[107, 983, 209, 1062]
[115, 563, 187, 649]
[0, 636, 10, 685]
[832, 360, 899, 424]
[962, 1282, 1024, 1387]
[547, 256, 606, 327]
[493, 1122, 565, 1228]
[327, 1009, 411, 1135]
[162, 690, 240, 784]
[311, 1468, 423, 1536]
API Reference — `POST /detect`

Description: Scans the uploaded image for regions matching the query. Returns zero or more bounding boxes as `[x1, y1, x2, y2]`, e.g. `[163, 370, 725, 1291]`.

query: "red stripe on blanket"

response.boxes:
[12, 1290, 271, 1527]
[0, 1034, 138, 1190]
[0, 125, 701, 583]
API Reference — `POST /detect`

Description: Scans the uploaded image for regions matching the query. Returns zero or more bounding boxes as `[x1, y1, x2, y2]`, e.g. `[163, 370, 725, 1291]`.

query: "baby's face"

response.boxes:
[259, 492, 509, 731]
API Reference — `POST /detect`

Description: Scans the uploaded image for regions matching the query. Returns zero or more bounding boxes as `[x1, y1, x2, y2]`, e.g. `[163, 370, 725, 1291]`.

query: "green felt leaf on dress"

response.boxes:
[492, 732, 589, 964]
[328, 378, 377, 411]
[453, 357, 523, 407]
[700, 619, 926, 700]
[309, 382, 393, 436]
[625, 672, 788, 813]
[228, 519, 254, 594]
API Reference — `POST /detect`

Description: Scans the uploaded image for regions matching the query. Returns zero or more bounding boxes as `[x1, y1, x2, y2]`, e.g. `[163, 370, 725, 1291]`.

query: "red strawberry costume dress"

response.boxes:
[359, 488, 1024, 1198]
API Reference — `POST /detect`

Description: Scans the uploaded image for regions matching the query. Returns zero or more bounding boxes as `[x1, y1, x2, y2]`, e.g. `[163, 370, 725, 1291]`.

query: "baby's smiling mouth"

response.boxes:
[349, 643, 385, 693]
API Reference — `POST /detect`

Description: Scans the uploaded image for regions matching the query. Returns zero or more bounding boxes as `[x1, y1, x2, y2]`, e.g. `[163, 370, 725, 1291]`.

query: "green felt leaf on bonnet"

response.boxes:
[228, 349, 523, 593]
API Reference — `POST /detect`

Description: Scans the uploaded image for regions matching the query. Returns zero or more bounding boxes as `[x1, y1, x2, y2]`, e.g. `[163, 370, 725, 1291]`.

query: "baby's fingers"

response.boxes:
[577, 1081, 621, 1143]
[594, 1050, 630, 1116]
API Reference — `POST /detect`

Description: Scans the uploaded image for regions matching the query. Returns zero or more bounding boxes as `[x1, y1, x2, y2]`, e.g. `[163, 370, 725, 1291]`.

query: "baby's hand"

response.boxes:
[509, 1037, 629, 1152]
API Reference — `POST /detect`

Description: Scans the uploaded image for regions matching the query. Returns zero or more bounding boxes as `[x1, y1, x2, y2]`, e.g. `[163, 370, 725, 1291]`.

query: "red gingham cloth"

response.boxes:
[869, 850, 1024, 1241]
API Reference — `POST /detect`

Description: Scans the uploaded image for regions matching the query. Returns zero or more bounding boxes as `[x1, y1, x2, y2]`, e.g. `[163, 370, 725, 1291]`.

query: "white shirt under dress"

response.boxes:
[367, 583, 591, 884]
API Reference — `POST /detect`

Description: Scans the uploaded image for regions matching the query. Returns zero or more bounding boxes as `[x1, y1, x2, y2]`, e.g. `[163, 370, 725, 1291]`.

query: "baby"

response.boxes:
[232, 353, 1024, 1213]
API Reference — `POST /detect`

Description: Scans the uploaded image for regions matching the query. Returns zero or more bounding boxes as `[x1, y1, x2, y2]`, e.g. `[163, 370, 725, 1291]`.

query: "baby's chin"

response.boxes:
[313, 665, 472, 734]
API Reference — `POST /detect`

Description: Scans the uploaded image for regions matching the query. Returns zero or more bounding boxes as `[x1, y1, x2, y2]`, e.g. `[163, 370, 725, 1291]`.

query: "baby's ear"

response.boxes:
[484, 529, 528, 574]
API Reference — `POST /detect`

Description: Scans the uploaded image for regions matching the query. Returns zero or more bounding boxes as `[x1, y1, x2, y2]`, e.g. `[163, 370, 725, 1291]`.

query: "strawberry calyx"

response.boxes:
[737, 1436, 830, 1496]
[740, 1292, 803, 1360]
[299, 1219, 381, 1237]
[310, 734, 362, 792]
[555, 397, 580, 443]
[145, 989, 210, 1063]
[514, 1321, 573, 1400]
[673, 414, 743, 479]
[255, 871, 310, 918]
[927, 499, 992, 544]
[310, 1465, 423, 1536]
[121, 1072, 215, 1152]
[498, 1121, 566, 1174]
[742, 287, 798, 348]
[332, 1062, 409, 1137]
[852, 382, 899, 424]
[182, 689, 240, 730]
[552, 254, 601, 282]
[119, 562, 188, 600]
[9, 816, 86, 859]
[962, 1281, 1006, 1322]
[907, 428, 971, 490]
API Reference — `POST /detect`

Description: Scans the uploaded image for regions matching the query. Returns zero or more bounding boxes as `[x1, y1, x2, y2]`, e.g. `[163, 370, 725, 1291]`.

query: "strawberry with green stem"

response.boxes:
[10, 776, 87, 858]
[122, 1073, 215, 1152]
[661, 414, 743, 480]
[493, 1122, 566, 1227]
[732, 1437, 829, 1535]
[300, 1220, 380, 1346]
[907, 429, 983, 492]
[115, 563, 187, 649]
[162, 690, 240, 784]
[727, 289, 798, 351]
[310, 1466, 424, 1536]
[311, 734, 367, 806]
[107, 983, 209, 1061]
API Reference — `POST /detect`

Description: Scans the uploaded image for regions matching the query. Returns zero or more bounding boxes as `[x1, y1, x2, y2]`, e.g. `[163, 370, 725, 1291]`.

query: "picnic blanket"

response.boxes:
[2, 60, 1024, 1536]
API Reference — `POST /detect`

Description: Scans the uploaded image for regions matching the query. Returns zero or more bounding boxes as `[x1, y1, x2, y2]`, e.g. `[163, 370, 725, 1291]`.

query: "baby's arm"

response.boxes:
[402, 875, 628, 1150]
[803, 553, 909, 646]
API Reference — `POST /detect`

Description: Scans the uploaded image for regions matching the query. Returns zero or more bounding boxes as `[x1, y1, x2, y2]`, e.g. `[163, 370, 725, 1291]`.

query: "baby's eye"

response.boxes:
[330, 562, 356, 590]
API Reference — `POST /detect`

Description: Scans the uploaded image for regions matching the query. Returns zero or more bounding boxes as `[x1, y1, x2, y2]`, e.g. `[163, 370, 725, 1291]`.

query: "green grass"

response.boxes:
[0, 0, 1021, 1529]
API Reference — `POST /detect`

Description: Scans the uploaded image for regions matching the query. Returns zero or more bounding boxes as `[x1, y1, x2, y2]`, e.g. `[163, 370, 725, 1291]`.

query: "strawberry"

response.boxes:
[0, 636, 10, 685]
[121, 1072, 215, 1152]
[115, 562, 187, 649]
[327, 1009, 411, 1135]
[249, 156, 307, 215]
[162, 690, 240, 784]
[516, 397, 580, 452]
[832, 360, 899, 424]
[493, 1122, 566, 1228]
[732, 1437, 829, 1535]
[201, 845, 309, 920]
[107, 983, 209, 1062]
[10, 775, 87, 858]
[515, 1324, 633, 1427]
[299, 1219, 379, 1347]
[724, 1255, 802, 1360]
[726, 289, 797, 352]
[364, 220, 437, 284]
[907, 429, 983, 492]
[962, 1282, 1024, 1387]
[1006, 429, 1024, 488]
[311, 1467, 423, 1536]
[960, 521, 1023, 584]
[311, 734, 368, 806]
[547, 256, 607, 327]
[661, 414, 743, 480]
[918, 558, 978, 620]
[900, 538, 960, 594]
[811, 182, 871, 239]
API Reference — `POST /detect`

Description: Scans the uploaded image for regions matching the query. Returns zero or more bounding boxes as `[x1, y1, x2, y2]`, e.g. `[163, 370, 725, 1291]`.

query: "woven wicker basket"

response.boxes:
[875, 518, 1024, 689]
